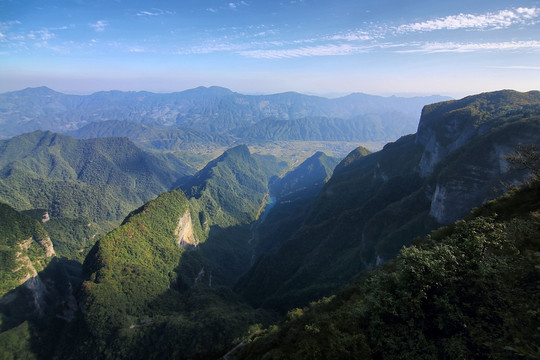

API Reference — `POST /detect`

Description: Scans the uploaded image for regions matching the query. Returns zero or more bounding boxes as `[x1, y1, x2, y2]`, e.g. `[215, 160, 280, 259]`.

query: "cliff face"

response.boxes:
[418, 90, 540, 224]
[236, 90, 540, 311]
[175, 210, 197, 248]
[416, 90, 540, 177]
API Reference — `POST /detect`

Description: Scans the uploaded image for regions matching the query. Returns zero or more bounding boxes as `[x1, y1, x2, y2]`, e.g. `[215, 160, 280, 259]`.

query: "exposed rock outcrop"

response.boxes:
[175, 210, 197, 248]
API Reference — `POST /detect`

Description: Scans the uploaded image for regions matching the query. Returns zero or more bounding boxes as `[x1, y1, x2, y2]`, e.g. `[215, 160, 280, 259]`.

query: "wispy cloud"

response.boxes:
[89, 20, 107, 32]
[229, 1, 248, 9]
[396, 7, 539, 33]
[129, 46, 148, 53]
[136, 9, 175, 17]
[239, 44, 368, 59]
[177, 42, 246, 55]
[489, 65, 540, 70]
[327, 31, 372, 41]
[397, 41, 540, 53]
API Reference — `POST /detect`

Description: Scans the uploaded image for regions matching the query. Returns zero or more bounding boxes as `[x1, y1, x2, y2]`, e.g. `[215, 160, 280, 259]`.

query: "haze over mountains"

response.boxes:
[0, 86, 450, 144]
[0, 88, 538, 359]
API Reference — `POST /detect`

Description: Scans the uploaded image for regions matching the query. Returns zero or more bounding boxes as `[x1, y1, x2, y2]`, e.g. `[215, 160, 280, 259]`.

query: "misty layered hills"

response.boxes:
[232, 113, 418, 142]
[0, 130, 194, 224]
[68, 120, 236, 152]
[0, 86, 450, 142]
[236, 90, 540, 311]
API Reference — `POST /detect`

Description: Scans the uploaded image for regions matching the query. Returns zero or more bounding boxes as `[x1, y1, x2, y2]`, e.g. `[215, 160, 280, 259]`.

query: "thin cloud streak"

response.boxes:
[239, 44, 369, 59]
[396, 7, 539, 33]
[397, 41, 540, 53]
[136, 9, 175, 16]
[488, 65, 540, 70]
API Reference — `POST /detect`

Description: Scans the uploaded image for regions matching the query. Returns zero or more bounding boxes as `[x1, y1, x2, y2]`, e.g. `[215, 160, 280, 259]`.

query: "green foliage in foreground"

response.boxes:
[238, 181, 540, 360]
[0, 321, 37, 360]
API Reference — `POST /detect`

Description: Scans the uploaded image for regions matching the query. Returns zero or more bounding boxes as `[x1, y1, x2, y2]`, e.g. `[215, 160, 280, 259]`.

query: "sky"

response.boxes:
[0, 0, 539, 97]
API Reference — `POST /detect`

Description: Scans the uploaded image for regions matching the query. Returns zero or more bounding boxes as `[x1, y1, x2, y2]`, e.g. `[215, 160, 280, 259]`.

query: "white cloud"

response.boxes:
[398, 41, 540, 53]
[136, 9, 175, 16]
[228, 1, 248, 10]
[129, 47, 147, 53]
[239, 44, 367, 59]
[90, 20, 108, 32]
[488, 65, 540, 70]
[396, 7, 539, 33]
[328, 31, 372, 41]
[177, 42, 246, 55]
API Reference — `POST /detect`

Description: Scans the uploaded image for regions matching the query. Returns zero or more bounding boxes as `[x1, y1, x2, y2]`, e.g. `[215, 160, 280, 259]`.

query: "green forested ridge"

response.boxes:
[178, 145, 288, 287]
[65, 185, 275, 359]
[0, 131, 193, 222]
[236, 179, 540, 359]
[0, 130, 194, 261]
[68, 120, 235, 152]
[270, 151, 340, 199]
[236, 90, 540, 312]
[233, 113, 418, 142]
[80, 189, 194, 335]
[181, 145, 274, 228]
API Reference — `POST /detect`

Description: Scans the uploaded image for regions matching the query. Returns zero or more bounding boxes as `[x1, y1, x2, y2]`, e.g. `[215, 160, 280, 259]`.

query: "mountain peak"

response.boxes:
[416, 89, 540, 176]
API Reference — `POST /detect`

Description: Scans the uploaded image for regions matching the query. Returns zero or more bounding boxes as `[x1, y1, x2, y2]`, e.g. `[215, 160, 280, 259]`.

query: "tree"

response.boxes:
[504, 144, 540, 181]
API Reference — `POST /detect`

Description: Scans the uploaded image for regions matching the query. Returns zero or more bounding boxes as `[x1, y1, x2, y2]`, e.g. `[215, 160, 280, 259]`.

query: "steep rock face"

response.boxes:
[416, 90, 540, 176]
[236, 90, 540, 312]
[175, 210, 197, 248]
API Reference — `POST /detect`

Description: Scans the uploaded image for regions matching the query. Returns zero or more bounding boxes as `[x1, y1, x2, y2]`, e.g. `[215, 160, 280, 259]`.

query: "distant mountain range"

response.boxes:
[0, 86, 451, 143]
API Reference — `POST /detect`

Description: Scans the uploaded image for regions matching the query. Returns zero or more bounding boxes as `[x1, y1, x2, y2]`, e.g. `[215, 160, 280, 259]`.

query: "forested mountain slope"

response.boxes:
[56, 189, 272, 359]
[59, 147, 287, 359]
[0, 130, 193, 223]
[0, 204, 71, 360]
[177, 145, 287, 287]
[236, 178, 540, 359]
[68, 120, 235, 152]
[236, 90, 540, 311]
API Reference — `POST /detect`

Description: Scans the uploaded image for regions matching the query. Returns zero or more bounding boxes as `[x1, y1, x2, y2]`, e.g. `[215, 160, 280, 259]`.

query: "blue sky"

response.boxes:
[1, 0, 539, 97]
